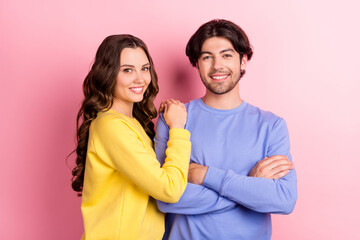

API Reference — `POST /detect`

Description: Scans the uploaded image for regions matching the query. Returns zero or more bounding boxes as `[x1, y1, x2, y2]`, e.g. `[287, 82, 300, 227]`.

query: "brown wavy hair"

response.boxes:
[71, 34, 159, 196]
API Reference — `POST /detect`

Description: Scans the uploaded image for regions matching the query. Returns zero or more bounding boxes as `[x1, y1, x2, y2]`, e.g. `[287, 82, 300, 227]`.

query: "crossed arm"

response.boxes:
[155, 115, 297, 215]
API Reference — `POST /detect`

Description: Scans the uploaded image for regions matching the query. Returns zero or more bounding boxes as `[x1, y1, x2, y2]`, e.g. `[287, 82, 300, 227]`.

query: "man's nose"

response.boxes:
[212, 56, 224, 70]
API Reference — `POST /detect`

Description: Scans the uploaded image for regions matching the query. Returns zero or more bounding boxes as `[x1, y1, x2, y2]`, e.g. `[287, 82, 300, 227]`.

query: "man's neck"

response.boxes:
[202, 88, 243, 110]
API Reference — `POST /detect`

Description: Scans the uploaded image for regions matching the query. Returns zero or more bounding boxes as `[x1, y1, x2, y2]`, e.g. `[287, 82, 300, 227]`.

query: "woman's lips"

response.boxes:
[129, 87, 144, 94]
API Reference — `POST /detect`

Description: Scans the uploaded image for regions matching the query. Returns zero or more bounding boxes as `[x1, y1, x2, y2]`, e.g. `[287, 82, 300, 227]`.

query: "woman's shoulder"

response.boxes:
[92, 109, 134, 133]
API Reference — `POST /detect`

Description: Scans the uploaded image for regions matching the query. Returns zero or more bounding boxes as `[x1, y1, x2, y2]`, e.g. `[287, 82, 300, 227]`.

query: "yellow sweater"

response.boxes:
[81, 109, 191, 240]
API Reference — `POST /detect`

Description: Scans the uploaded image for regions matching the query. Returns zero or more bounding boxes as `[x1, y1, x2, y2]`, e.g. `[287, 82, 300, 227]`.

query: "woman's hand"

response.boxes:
[160, 99, 187, 129]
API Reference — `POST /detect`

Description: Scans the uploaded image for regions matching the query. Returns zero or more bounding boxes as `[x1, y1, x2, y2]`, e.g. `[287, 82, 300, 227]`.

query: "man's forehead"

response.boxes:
[200, 37, 236, 53]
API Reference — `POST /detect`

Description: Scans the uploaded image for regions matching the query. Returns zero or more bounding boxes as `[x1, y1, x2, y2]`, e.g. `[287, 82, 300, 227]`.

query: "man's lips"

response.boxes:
[210, 74, 230, 82]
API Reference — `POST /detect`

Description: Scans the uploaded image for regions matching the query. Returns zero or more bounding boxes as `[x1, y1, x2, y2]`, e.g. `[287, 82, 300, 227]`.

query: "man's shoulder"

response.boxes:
[183, 99, 202, 114]
[184, 98, 199, 108]
[244, 102, 283, 123]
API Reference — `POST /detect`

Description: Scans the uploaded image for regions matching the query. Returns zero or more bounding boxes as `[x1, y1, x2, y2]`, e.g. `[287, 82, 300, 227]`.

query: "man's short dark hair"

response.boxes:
[186, 19, 253, 67]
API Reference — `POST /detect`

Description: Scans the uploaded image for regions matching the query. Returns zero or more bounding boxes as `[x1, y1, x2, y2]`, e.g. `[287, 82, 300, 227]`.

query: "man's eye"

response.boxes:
[202, 56, 211, 60]
[224, 54, 232, 58]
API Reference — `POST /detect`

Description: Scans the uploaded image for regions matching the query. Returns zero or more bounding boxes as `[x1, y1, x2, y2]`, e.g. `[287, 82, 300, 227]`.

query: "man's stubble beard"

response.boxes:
[200, 74, 242, 95]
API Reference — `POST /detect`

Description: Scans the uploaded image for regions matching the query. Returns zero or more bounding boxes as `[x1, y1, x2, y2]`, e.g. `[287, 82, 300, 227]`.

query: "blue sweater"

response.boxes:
[155, 99, 297, 240]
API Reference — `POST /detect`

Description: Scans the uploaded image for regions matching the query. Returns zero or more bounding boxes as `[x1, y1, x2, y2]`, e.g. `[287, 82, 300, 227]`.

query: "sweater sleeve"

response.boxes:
[203, 118, 298, 214]
[155, 114, 237, 214]
[94, 115, 191, 203]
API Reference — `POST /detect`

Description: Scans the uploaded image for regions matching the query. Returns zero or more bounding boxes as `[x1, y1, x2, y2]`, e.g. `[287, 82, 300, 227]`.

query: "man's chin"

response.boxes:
[206, 85, 234, 95]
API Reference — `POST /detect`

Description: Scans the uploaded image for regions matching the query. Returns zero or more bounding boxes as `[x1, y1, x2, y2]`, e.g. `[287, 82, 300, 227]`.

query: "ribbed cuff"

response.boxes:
[203, 166, 227, 195]
[169, 128, 191, 140]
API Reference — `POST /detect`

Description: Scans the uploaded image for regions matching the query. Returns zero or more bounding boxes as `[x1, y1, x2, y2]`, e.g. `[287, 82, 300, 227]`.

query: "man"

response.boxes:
[155, 19, 297, 240]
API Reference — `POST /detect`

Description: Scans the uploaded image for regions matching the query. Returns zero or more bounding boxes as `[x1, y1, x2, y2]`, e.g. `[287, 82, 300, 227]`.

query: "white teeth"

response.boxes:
[211, 75, 228, 80]
[130, 87, 143, 93]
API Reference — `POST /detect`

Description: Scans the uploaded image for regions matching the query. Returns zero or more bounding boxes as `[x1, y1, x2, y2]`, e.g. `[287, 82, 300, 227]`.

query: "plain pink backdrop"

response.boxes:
[1, 0, 359, 239]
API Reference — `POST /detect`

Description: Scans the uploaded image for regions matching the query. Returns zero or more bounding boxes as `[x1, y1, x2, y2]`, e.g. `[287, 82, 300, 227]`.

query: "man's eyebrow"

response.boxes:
[199, 49, 235, 56]
[199, 51, 212, 56]
[220, 48, 235, 54]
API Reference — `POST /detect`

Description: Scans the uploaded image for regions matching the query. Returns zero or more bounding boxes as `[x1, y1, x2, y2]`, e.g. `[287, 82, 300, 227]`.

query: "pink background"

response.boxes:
[1, 0, 359, 239]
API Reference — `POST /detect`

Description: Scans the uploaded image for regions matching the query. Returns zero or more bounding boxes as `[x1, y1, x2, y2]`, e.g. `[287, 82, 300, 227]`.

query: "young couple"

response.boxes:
[71, 19, 297, 240]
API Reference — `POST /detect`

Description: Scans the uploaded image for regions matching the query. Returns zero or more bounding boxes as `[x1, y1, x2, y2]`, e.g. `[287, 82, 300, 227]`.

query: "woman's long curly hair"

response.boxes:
[71, 35, 159, 195]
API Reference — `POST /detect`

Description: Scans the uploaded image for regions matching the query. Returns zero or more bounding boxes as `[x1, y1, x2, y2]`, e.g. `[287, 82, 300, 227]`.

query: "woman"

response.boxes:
[71, 35, 191, 239]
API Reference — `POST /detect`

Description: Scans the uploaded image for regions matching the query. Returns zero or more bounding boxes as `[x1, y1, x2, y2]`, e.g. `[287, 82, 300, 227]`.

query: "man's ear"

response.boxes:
[241, 54, 248, 70]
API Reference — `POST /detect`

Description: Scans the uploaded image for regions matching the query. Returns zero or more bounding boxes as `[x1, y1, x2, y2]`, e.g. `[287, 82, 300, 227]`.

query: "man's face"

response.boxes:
[197, 37, 246, 95]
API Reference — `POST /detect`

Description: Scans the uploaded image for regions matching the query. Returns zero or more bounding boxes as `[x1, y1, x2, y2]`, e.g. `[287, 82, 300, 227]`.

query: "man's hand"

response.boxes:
[248, 155, 293, 179]
[188, 163, 209, 185]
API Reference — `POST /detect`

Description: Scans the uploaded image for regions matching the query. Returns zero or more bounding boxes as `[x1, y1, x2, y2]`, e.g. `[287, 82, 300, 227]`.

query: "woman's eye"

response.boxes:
[142, 66, 150, 71]
[123, 68, 132, 73]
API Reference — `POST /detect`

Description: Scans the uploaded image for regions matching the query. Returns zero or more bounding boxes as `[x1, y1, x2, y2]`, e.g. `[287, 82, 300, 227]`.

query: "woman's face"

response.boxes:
[114, 47, 151, 104]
